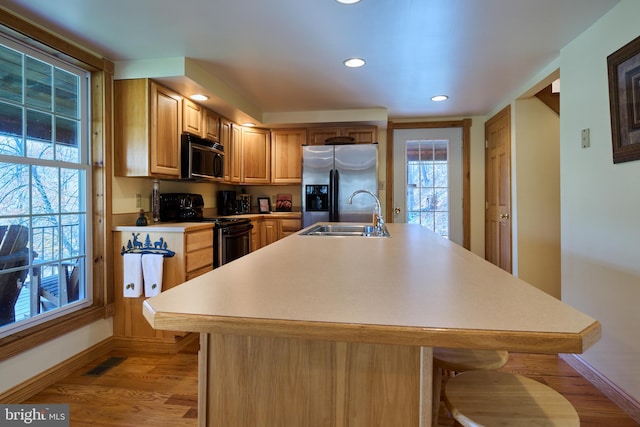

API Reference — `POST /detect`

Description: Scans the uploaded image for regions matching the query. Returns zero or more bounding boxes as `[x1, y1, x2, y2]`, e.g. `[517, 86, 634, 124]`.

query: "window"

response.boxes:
[406, 140, 450, 239]
[0, 33, 91, 337]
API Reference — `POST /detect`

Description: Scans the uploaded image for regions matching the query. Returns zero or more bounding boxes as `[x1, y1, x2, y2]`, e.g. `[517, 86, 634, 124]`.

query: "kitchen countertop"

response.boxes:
[143, 222, 600, 354]
[113, 211, 301, 232]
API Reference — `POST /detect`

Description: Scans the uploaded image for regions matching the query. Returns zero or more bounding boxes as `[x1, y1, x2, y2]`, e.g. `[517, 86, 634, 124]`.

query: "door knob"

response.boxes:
[499, 213, 510, 220]
[394, 207, 401, 214]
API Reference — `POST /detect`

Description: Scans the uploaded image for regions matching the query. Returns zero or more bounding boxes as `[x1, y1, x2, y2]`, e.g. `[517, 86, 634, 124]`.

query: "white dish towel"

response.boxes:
[142, 254, 164, 297]
[123, 253, 143, 298]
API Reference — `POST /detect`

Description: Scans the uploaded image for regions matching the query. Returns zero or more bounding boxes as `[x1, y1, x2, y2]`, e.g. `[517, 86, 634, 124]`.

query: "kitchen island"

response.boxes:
[143, 223, 600, 427]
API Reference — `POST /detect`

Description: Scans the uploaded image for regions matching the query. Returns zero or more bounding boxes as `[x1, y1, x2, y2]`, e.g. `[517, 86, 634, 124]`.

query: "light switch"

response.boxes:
[581, 128, 590, 148]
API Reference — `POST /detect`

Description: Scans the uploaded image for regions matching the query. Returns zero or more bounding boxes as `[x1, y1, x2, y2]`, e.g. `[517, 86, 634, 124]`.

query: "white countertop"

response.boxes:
[142, 223, 600, 353]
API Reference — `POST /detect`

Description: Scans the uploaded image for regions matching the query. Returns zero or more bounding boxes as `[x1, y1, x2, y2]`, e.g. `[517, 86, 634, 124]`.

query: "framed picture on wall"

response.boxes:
[258, 197, 271, 213]
[607, 34, 640, 163]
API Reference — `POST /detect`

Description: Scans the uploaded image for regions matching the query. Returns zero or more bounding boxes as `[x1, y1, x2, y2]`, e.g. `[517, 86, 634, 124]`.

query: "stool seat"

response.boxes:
[444, 370, 580, 427]
[433, 348, 509, 372]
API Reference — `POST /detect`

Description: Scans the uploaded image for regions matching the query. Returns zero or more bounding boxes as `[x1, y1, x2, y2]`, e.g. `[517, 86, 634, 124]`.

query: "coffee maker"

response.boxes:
[217, 190, 237, 215]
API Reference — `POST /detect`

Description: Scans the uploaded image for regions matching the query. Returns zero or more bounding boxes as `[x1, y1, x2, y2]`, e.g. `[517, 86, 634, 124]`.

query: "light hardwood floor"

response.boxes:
[23, 341, 638, 426]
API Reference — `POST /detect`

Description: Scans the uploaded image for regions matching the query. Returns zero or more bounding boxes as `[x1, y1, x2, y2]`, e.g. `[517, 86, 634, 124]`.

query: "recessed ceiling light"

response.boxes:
[190, 94, 208, 101]
[336, 0, 361, 4]
[344, 58, 365, 68]
[431, 95, 449, 102]
[242, 122, 255, 127]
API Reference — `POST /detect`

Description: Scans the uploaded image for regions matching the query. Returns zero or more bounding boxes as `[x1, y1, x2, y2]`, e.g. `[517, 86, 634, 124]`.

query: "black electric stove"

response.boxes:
[159, 193, 252, 267]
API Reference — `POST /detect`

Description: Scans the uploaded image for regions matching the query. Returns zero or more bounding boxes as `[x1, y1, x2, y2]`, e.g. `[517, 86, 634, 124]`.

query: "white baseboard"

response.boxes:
[560, 353, 640, 423]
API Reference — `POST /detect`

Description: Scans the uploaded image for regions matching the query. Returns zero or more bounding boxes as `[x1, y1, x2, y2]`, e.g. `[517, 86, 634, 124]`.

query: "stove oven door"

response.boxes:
[216, 223, 253, 267]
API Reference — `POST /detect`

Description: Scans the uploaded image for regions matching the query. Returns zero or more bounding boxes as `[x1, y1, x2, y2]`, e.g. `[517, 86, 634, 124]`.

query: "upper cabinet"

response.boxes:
[271, 129, 305, 184]
[203, 109, 221, 142]
[229, 124, 243, 183]
[307, 125, 377, 145]
[220, 118, 233, 182]
[114, 79, 182, 178]
[183, 98, 220, 142]
[182, 98, 203, 136]
[240, 127, 271, 184]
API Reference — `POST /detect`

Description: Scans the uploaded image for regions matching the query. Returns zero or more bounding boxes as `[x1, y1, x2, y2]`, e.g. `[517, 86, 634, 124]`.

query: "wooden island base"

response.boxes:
[198, 333, 434, 427]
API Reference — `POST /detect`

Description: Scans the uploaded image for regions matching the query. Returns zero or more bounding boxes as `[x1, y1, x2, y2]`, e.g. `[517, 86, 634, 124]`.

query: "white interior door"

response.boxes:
[393, 128, 463, 245]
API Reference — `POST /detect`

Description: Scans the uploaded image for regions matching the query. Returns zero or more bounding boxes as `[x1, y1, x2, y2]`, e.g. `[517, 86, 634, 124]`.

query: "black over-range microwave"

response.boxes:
[180, 133, 224, 181]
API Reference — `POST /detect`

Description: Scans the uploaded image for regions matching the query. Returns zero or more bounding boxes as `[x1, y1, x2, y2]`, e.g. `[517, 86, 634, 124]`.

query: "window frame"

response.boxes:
[0, 9, 112, 361]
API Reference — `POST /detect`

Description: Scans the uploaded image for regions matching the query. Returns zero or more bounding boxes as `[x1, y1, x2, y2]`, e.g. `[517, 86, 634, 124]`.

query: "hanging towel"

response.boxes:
[142, 254, 164, 297]
[123, 253, 142, 298]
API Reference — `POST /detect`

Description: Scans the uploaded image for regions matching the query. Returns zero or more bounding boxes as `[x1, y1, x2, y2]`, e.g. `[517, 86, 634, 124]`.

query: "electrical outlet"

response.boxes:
[581, 128, 590, 148]
[135, 193, 142, 208]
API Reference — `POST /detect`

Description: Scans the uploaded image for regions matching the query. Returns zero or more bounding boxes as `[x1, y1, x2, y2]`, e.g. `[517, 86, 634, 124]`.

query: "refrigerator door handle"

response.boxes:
[332, 169, 340, 221]
[328, 169, 335, 221]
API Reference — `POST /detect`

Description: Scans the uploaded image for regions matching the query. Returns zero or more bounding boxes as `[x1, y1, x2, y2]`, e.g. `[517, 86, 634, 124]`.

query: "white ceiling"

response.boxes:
[1, 0, 620, 126]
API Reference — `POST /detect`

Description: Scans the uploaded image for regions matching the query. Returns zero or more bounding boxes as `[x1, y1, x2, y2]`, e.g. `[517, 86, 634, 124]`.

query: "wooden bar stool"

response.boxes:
[432, 349, 509, 424]
[443, 370, 580, 426]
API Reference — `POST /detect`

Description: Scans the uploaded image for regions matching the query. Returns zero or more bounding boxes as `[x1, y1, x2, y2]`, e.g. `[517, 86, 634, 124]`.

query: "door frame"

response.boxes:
[386, 119, 472, 250]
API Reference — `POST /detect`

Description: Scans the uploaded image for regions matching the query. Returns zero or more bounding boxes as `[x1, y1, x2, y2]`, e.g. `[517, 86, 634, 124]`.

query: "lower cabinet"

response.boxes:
[261, 219, 279, 247]
[280, 218, 302, 238]
[113, 225, 213, 352]
[250, 214, 302, 251]
[250, 218, 262, 252]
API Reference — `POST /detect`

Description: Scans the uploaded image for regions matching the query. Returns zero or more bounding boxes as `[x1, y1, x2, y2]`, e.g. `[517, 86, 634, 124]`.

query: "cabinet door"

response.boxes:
[230, 124, 242, 183]
[261, 219, 279, 247]
[271, 129, 304, 184]
[344, 126, 377, 144]
[279, 218, 302, 239]
[150, 82, 182, 176]
[220, 118, 232, 182]
[250, 218, 262, 252]
[242, 127, 271, 184]
[307, 128, 340, 145]
[204, 109, 220, 142]
[183, 98, 203, 136]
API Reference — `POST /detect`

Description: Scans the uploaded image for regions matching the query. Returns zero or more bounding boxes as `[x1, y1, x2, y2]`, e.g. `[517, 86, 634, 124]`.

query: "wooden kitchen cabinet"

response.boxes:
[185, 227, 214, 280]
[240, 126, 271, 184]
[220, 118, 233, 182]
[114, 79, 182, 178]
[203, 108, 220, 142]
[229, 124, 243, 183]
[279, 218, 302, 238]
[113, 225, 213, 352]
[271, 128, 304, 184]
[183, 99, 220, 142]
[182, 98, 203, 136]
[261, 219, 279, 247]
[307, 125, 377, 145]
[344, 126, 378, 144]
[249, 217, 262, 252]
[307, 127, 341, 145]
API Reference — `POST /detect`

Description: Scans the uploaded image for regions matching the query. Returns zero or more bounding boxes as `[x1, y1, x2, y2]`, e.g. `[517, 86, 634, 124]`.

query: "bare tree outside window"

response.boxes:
[405, 140, 450, 239]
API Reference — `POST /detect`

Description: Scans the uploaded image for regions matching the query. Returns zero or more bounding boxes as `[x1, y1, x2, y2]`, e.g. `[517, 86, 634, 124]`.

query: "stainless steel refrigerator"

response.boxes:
[302, 144, 378, 227]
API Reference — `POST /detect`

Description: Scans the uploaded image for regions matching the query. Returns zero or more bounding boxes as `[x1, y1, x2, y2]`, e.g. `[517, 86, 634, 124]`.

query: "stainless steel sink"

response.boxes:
[300, 223, 390, 238]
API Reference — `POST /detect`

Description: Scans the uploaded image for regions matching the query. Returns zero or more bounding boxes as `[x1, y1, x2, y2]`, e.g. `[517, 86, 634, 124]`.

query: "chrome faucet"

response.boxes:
[347, 189, 385, 231]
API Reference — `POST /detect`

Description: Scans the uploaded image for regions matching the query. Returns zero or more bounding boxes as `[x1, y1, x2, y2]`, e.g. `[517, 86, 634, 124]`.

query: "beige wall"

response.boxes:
[514, 98, 561, 297]
[560, 0, 640, 401]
